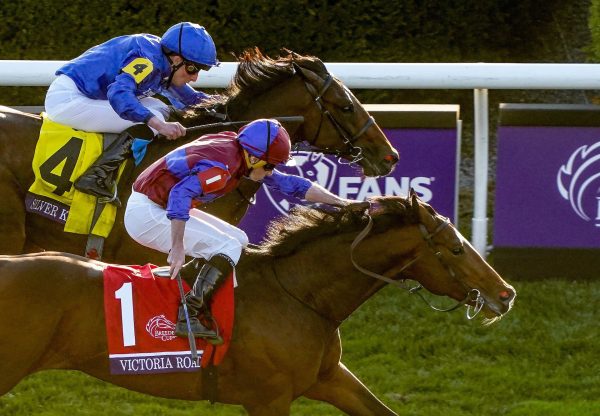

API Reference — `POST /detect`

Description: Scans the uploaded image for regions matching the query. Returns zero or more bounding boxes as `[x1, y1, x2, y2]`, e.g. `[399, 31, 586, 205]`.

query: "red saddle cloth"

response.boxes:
[103, 264, 234, 375]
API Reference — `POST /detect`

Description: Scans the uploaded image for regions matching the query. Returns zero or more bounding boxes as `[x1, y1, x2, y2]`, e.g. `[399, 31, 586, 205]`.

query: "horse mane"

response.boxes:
[171, 48, 328, 124]
[249, 196, 418, 259]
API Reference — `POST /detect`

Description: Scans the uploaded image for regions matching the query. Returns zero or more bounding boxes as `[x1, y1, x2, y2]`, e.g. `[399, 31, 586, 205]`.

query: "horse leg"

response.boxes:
[0, 266, 63, 394]
[243, 398, 293, 416]
[240, 375, 294, 416]
[303, 362, 398, 416]
[0, 167, 26, 253]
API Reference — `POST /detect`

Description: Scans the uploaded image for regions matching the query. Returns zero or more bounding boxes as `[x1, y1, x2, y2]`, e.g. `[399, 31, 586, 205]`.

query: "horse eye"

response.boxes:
[341, 105, 354, 113]
[451, 247, 464, 256]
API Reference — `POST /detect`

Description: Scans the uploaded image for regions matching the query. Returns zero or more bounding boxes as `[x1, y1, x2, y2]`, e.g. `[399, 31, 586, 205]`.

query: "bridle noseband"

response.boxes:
[350, 214, 485, 320]
[293, 71, 375, 165]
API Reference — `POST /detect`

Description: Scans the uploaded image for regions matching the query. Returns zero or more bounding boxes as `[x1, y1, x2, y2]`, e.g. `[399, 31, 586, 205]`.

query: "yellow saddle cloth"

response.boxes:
[27, 113, 125, 237]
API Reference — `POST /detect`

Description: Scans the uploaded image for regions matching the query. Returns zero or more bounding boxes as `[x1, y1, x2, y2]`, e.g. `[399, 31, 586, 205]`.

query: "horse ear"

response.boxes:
[293, 63, 320, 83]
[410, 190, 420, 219]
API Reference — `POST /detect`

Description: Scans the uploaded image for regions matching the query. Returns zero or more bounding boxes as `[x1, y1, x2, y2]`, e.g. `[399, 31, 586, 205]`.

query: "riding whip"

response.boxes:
[175, 272, 199, 362]
[158, 116, 304, 139]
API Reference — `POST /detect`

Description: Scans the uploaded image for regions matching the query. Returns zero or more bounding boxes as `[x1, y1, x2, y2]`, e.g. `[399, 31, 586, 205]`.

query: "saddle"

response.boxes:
[104, 262, 235, 374]
[27, 114, 125, 238]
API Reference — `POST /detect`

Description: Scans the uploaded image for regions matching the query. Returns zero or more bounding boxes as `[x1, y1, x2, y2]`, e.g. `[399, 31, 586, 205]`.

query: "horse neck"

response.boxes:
[272, 230, 398, 323]
[226, 77, 309, 143]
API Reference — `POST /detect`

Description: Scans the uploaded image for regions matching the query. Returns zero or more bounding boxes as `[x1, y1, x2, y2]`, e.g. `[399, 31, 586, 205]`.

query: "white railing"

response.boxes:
[3, 60, 600, 255]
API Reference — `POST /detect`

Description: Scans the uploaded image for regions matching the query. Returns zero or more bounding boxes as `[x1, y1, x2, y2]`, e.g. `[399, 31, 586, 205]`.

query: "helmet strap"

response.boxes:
[265, 121, 271, 164]
[243, 150, 252, 168]
[162, 23, 186, 90]
[163, 53, 184, 89]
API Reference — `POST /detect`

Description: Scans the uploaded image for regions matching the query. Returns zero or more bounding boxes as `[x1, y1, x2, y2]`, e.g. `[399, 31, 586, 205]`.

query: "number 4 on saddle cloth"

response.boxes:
[26, 113, 130, 239]
[104, 263, 235, 374]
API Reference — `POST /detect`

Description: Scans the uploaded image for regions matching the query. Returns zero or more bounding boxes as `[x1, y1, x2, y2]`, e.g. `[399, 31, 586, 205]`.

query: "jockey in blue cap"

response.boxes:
[45, 22, 219, 201]
[124, 119, 369, 342]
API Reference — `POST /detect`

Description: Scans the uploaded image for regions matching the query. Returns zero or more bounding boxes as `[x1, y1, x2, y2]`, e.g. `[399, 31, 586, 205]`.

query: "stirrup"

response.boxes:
[98, 181, 121, 207]
[175, 317, 224, 345]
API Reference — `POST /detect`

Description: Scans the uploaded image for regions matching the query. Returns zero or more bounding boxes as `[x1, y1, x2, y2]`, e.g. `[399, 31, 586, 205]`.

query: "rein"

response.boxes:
[350, 214, 485, 319]
[293, 71, 375, 165]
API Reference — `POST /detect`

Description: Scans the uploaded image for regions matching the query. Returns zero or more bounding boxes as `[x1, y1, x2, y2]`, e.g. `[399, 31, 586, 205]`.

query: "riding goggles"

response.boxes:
[184, 61, 211, 74]
[249, 159, 276, 171]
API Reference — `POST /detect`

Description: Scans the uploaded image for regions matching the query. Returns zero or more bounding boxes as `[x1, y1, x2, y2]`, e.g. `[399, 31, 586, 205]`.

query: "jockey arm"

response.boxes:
[304, 182, 357, 207]
[107, 57, 187, 140]
[264, 170, 363, 207]
[162, 84, 214, 109]
[107, 72, 155, 123]
[166, 162, 230, 277]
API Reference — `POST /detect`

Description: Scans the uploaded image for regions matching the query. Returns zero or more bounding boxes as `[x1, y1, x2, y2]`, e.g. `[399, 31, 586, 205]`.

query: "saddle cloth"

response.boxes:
[26, 113, 124, 237]
[103, 263, 235, 375]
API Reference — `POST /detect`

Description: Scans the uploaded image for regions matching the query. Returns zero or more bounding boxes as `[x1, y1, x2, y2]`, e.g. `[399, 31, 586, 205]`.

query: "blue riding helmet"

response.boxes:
[238, 119, 292, 165]
[161, 22, 219, 67]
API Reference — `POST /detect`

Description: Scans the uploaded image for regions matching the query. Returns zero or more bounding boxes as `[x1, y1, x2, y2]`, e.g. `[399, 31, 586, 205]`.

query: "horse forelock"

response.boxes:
[251, 196, 416, 258]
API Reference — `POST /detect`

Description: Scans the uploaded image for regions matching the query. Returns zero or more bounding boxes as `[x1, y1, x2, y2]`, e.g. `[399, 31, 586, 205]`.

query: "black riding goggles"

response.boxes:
[263, 163, 276, 171]
[184, 61, 211, 74]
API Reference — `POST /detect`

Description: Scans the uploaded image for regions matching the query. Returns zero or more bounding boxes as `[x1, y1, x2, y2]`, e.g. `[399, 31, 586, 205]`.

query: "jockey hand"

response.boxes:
[148, 116, 186, 140]
[168, 245, 186, 279]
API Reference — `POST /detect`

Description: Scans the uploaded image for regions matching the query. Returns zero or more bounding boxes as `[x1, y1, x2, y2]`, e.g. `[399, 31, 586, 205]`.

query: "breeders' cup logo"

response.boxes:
[265, 152, 337, 215]
[557, 141, 600, 227]
[145, 315, 177, 341]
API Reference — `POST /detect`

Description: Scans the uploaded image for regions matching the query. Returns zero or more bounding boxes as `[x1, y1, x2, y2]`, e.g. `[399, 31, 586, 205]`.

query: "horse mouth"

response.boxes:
[360, 157, 396, 177]
[477, 293, 515, 325]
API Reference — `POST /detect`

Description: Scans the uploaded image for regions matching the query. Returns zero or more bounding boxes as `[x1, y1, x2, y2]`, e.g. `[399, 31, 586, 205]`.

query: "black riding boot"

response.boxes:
[74, 124, 154, 200]
[175, 254, 235, 341]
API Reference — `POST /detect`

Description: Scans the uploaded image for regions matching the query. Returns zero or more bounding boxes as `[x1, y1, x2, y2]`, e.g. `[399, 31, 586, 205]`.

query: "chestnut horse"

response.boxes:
[0, 49, 398, 264]
[0, 193, 515, 416]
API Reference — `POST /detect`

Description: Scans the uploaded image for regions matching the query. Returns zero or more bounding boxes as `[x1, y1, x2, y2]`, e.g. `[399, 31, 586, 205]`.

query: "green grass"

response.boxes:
[1, 279, 599, 415]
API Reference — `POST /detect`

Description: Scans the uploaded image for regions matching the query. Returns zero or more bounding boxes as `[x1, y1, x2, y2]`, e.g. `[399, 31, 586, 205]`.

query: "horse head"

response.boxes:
[175, 48, 399, 178]
[255, 192, 515, 325]
[289, 53, 399, 177]
[366, 191, 516, 324]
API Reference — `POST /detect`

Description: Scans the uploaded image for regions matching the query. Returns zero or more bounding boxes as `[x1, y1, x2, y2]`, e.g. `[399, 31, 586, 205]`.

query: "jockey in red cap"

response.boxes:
[125, 119, 368, 342]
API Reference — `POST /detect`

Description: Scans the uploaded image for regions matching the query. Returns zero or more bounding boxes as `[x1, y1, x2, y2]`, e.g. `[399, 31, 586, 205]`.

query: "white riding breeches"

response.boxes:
[124, 191, 248, 264]
[44, 74, 169, 133]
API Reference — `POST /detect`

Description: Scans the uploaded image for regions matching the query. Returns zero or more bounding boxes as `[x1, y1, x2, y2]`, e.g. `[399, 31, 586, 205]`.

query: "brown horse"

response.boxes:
[0, 49, 398, 264]
[0, 193, 515, 416]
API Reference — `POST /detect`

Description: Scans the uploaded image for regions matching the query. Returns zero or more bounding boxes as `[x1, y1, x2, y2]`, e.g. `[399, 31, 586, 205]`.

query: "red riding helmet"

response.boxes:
[238, 119, 291, 165]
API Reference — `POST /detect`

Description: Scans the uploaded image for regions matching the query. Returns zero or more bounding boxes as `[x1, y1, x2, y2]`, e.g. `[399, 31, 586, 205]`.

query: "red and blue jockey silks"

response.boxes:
[133, 132, 311, 221]
[238, 119, 291, 164]
[57, 34, 211, 123]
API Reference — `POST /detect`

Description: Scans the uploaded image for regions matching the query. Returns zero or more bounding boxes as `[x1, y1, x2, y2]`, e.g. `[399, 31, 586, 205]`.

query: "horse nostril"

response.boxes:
[499, 289, 514, 302]
[384, 154, 398, 164]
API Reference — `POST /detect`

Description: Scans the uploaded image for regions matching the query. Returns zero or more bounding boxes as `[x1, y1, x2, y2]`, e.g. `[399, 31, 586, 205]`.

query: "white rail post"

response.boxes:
[472, 88, 489, 256]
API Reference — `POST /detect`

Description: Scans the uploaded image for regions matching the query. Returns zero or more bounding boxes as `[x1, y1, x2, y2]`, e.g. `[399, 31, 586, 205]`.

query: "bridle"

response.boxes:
[292, 69, 375, 165]
[350, 213, 485, 320]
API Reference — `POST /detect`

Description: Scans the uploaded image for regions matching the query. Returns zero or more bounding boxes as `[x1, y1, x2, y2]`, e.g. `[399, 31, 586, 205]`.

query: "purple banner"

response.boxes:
[239, 128, 459, 243]
[494, 126, 600, 248]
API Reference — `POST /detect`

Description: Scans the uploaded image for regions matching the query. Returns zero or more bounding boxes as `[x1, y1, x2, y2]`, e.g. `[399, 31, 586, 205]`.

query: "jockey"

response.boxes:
[44, 22, 219, 200]
[124, 119, 369, 341]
